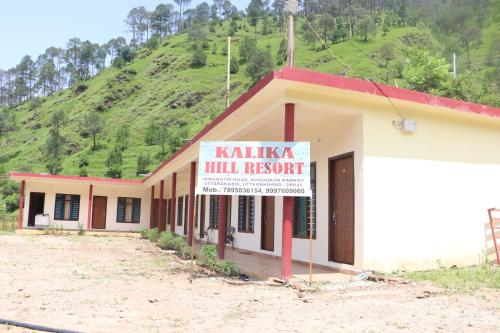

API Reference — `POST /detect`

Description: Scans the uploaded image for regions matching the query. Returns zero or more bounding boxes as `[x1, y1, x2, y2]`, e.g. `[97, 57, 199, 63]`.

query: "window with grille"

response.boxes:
[117, 197, 141, 223]
[293, 163, 316, 238]
[238, 196, 255, 233]
[209, 195, 219, 229]
[177, 196, 183, 226]
[54, 194, 80, 221]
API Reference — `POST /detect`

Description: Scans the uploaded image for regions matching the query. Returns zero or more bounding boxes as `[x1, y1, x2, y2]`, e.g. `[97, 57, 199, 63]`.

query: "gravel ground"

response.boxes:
[0, 234, 498, 333]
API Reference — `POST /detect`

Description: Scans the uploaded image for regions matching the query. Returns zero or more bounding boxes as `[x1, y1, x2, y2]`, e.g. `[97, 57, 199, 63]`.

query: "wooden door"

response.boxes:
[199, 195, 206, 238]
[92, 196, 107, 230]
[28, 192, 45, 227]
[261, 196, 275, 251]
[329, 154, 355, 264]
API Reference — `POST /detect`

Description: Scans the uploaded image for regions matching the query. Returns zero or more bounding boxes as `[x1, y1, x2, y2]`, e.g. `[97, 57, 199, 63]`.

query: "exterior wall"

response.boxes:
[362, 105, 500, 271]
[23, 181, 150, 232]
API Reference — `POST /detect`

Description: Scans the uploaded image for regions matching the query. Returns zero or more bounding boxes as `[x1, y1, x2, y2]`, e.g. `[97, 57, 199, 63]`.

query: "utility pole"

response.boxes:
[453, 53, 457, 79]
[226, 36, 231, 108]
[287, 0, 297, 68]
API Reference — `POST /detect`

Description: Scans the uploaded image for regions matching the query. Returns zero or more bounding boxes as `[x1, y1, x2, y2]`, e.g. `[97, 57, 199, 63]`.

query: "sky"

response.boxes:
[0, 0, 249, 69]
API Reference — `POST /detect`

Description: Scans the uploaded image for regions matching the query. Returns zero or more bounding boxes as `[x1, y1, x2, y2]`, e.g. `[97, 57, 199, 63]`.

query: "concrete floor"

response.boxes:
[194, 242, 353, 283]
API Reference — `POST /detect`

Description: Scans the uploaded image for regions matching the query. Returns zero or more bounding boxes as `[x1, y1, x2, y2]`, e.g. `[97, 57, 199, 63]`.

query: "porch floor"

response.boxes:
[194, 242, 353, 283]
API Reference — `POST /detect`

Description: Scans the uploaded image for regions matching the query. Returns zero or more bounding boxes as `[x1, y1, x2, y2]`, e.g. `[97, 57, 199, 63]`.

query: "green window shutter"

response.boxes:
[116, 197, 126, 222]
[238, 196, 246, 232]
[54, 194, 64, 220]
[248, 196, 255, 233]
[132, 198, 141, 223]
[70, 195, 80, 220]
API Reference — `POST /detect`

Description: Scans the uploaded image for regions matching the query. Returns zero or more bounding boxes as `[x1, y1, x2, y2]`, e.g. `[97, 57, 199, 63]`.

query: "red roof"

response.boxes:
[11, 67, 500, 184]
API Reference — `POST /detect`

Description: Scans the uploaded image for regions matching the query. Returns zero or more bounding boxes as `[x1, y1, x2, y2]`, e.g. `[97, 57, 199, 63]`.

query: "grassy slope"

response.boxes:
[0, 17, 494, 179]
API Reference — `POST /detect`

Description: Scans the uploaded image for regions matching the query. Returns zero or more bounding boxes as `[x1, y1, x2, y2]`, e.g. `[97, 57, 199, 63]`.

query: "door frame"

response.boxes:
[28, 192, 45, 227]
[328, 152, 355, 264]
[260, 196, 275, 252]
[91, 195, 108, 230]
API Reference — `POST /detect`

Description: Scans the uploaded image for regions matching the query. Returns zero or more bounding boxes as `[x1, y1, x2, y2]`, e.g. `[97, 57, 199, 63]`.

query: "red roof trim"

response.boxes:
[9, 172, 143, 185]
[278, 67, 500, 118]
[144, 70, 277, 180]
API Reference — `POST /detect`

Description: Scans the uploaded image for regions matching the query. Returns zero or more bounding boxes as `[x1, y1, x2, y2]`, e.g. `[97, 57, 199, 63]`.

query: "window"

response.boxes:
[183, 195, 188, 235]
[166, 199, 171, 225]
[293, 163, 316, 239]
[238, 196, 255, 233]
[54, 194, 80, 221]
[209, 195, 219, 229]
[177, 196, 183, 226]
[117, 197, 141, 223]
[195, 196, 199, 227]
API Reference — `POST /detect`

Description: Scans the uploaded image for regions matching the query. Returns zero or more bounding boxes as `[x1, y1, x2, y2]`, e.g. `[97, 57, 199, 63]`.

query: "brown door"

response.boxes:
[199, 196, 206, 238]
[261, 196, 275, 251]
[92, 196, 107, 229]
[329, 154, 355, 264]
[28, 192, 45, 226]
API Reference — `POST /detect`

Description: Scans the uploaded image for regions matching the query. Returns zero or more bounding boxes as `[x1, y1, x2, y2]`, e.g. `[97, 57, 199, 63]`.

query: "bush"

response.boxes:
[198, 244, 218, 269]
[140, 229, 149, 239]
[145, 36, 160, 50]
[230, 56, 239, 74]
[217, 260, 240, 277]
[179, 243, 193, 260]
[191, 47, 207, 68]
[112, 57, 125, 69]
[157, 231, 177, 250]
[147, 228, 159, 242]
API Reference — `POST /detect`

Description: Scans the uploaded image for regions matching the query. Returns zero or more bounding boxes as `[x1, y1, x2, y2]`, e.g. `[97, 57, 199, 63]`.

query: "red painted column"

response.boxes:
[158, 180, 164, 232]
[170, 173, 177, 233]
[281, 103, 295, 280]
[217, 196, 227, 259]
[149, 185, 155, 229]
[188, 162, 196, 246]
[17, 180, 25, 229]
[86, 184, 93, 231]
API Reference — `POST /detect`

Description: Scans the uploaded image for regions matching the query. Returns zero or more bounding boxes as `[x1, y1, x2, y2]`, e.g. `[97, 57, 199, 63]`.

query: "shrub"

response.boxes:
[217, 260, 240, 277]
[77, 223, 85, 236]
[191, 47, 207, 68]
[112, 56, 125, 68]
[140, 229, 149, 239]
[198, 244, 218, 269]
[179, 243, 193, 260]
[147, 228, 159, 242]
[157, 231, 177, 250]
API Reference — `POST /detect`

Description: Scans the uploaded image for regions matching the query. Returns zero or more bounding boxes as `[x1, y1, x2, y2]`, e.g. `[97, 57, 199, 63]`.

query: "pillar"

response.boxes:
[170, 173, 177, 233]
[86, 184, 93, 230]
[149, 186, 155, 229]
[158, 180, 164, 232]
[188, 162, 196, 246]
[281, 103, 295, 280]
[17, 180, 25, 229]
[217, 196, 227, 259]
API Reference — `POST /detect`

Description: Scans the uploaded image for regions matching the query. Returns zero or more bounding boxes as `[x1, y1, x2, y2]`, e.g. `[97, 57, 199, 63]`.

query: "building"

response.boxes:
[10, 68, 500, 278]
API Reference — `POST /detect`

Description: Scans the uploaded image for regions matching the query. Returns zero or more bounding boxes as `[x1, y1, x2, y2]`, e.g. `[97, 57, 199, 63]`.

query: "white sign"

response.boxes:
[196, 141, 311, 197]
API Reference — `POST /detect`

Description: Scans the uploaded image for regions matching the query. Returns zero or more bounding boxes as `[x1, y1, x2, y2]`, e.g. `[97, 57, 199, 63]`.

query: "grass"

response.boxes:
[402, 263, 500, 292]
[0, 215, 16, 232]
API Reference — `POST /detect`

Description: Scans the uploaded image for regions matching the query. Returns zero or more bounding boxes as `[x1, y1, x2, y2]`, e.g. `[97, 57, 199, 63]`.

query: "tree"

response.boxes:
[174, 0, 192, 33]
[318, 13, 335, 46]
[81, 111, 104, 150]
[402, 49, 452, 95]
[238, 36, 257, 63]
[230, 56, 239, 74]
[43, 110, 67, 174]
[116, 124, 130, 150]
[106, 145, 123, 178]
[151, 3, 174, 38]
[144, 120, 157, 145]
[379, 42, 395, 67]
[356, 16, 376, 42]
[276, 38, 286, 65]
[246, 49, 273, 82]
[247, 0, 264, 35]
[157, 126, 168, 157]
[136, 152, 151, 175]
[191, 47, 207, 67]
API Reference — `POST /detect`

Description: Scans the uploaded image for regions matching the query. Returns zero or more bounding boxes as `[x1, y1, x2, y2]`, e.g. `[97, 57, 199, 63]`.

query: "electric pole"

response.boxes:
[287, 0, 297, 68]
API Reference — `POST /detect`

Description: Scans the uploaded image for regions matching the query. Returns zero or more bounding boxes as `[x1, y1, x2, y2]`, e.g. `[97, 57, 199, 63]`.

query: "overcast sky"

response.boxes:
[0, 0, 249, 69]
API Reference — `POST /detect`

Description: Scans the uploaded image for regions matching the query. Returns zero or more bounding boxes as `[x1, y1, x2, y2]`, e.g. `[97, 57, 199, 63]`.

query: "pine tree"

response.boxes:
[43, 110, 67, 174]
[106, 145, 123, 178]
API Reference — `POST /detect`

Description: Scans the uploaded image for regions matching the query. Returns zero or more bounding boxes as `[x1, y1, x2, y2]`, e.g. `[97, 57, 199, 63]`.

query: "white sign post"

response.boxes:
[196, 141, 311, 197]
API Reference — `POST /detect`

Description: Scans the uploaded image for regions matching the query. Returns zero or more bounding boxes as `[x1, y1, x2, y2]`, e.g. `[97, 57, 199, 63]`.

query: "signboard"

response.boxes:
[196, 141, 311, 197]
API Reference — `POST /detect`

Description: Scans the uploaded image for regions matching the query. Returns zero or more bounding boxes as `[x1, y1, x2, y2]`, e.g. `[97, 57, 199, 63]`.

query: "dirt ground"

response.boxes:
[0, 235, 498, 333]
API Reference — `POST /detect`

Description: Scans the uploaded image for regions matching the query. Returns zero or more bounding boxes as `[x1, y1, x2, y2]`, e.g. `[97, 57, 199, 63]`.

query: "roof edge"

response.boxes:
[9, 172, 144, 185]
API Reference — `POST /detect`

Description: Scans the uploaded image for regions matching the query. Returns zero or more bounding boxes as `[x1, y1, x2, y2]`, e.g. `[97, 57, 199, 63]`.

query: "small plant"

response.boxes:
[140, 228, 149, 239]
[157, 231, 177, 250]
[216, 260, 240, 277]
[77, 223, 85, 236]
[198, 244, 218, 270]
[179, 243, 193, 260]
[147, 228, 159, 243]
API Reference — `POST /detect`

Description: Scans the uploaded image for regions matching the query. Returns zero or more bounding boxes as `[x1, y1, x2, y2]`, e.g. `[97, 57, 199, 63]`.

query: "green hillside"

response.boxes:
[0, 0, 499, 215]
